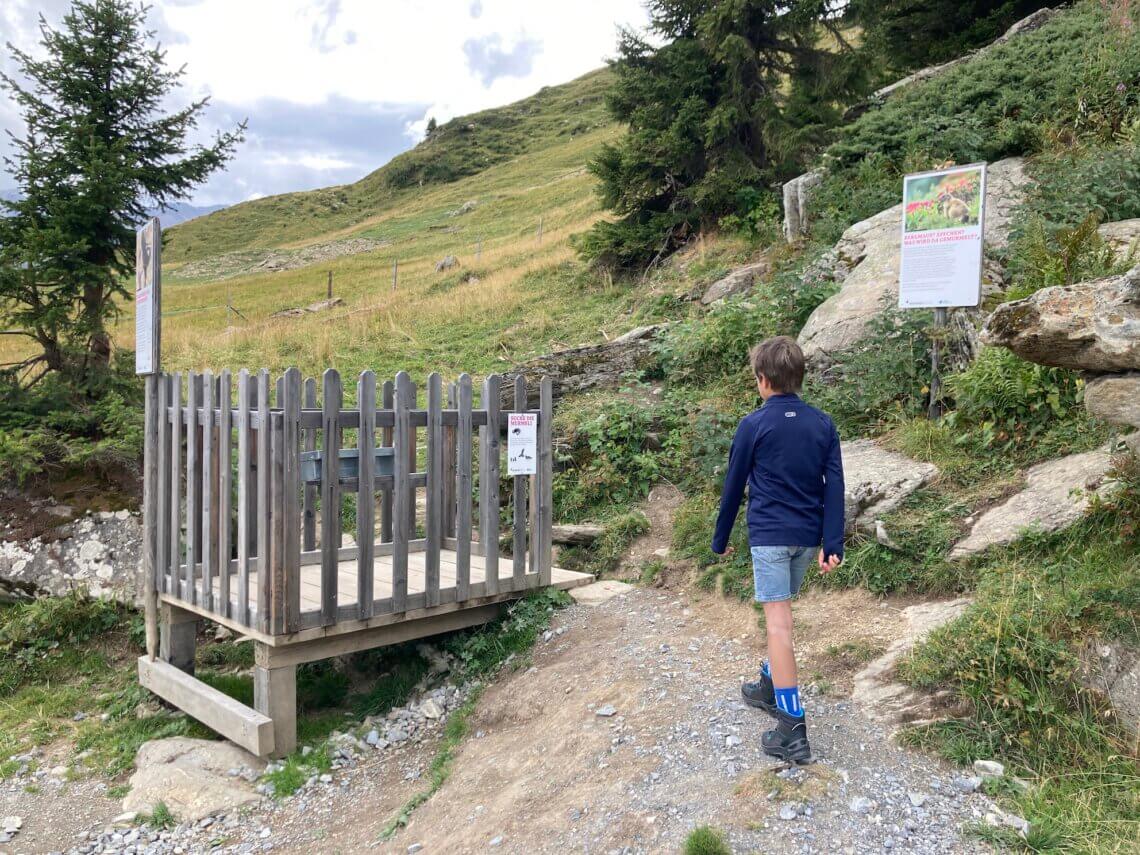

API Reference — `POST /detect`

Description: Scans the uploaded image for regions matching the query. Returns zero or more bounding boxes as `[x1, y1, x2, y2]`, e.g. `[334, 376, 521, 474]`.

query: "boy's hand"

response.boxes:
[714, 545, 735, 557]
[818, 552, 842, 573]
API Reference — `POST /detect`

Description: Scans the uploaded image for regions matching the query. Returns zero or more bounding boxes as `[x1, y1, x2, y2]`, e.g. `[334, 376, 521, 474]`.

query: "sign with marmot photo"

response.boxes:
[898, 163, 986, 309]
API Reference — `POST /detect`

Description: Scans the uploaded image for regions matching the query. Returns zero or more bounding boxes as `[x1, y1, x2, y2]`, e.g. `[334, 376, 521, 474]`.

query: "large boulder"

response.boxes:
[981, 265, 1140, 372]
[798, 158, 1029, 365]
[1079, 641, 1140, 735]
[1085, 374, 1140, 429]
[1098, 218, 1140, 261]
[124, 737, 266, 822]
[782, 170, 822, 244]
[949, 447, 1116, 560]
[700, 259, 771, 304]
[842, 440, 939, 532]
[507, 324, 666, 406]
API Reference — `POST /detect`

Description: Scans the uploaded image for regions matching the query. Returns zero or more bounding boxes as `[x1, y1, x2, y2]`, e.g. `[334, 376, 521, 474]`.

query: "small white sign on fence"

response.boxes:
[507, 412, 537, 476]
[135, 217, 161, 375]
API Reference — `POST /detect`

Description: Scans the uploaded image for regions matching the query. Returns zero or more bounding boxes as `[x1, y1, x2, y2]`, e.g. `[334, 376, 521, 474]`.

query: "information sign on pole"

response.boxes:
[898, 163, 987, 309]
[135, 217, 161, 375]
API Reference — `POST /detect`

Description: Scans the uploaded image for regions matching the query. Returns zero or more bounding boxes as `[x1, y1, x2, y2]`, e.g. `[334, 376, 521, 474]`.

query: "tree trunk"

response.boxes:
[82, 281, 112, 373]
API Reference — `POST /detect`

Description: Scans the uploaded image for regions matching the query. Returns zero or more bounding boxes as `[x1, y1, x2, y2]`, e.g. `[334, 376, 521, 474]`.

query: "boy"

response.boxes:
[711, 336, 845, 764]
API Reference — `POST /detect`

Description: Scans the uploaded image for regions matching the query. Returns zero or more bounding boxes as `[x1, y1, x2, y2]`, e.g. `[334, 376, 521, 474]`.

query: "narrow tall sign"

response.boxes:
[135, 217, 161, 375]
[898, 163, 987, 418]
[137, 217, 162, 662]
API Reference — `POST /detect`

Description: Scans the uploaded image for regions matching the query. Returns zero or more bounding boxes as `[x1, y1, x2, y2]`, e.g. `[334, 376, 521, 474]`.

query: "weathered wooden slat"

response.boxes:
[201, 370, 215, 612]
[357, 371, 376, 620]
[156, 375, 171, 597]
[406, 379, 418, 536]
[444, 381, 457, 538]
[296, 408, 492, 430]
[380, 380, 394, 544]
[185, 372, 200, 605]
[513, 375, 528, 587]
[142, 373, 161, 659]
[256, 370, 271, 634]
[539, 376, 554, 586]
[320, 369, 342, 627]
[302, 378, 317, 552]
[425, 373, 443, 608]
[236, 370, 251, 626]
[455, 374, 473, 602]
[169, 373, 183, 600]
[269, 411, 286, 634]
[392, 372, 411, 612]
[480, 374, 501, 595]
[283, 368, 302, 633]
[218, 371, 233, 618]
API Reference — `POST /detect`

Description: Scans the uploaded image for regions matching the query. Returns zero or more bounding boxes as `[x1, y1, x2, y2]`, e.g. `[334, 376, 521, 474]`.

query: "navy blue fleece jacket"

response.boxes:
[710, 394, 845, 558]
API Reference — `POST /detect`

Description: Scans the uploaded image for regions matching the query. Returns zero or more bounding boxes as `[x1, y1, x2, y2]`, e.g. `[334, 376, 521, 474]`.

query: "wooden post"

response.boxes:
[928, 307, 948, 420]
[444, 381, 457, 539]
[327, 270, 333, 300]
[357, 371, 376, 619]
[218, 370, 233, 618]
[256, 370, 271, 633]
[512, 375, 528, 588]
[426, 373, 443, 607]
[302, 378, 317, 551]
[143, 372, 161, 659]
[159, 602, 198, 675]
[282, 369, 302, 632]
[392, 259, 398, 291]
[186, 372, 200, 605]
[236, 369, 251, 626]
[476, 238, 482, 263]
[169, 373, 182, 601]
[380, 379, 394, 544]
[456, 373, 473, 601]
[536, 217, 543, 245]
[320, 369, 342, 627]
[254, 659, 296, 758]
[392, 371, 411, 612]
[201, 370, 214, 611]
[137, 217, 162, 660]
[480, 374, 501, 594]
[538, 376, 553, 586]
[157, 374, 172, 596]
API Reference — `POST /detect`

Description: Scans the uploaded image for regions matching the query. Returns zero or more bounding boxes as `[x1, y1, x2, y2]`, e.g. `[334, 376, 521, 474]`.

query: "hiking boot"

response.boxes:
[761, 709, 812, 764]
[741, 671, 777, 717]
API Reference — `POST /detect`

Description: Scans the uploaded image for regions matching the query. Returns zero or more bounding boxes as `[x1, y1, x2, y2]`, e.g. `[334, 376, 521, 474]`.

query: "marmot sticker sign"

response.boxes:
[507, 412, 537, 476]
[899, 163, 986, 309]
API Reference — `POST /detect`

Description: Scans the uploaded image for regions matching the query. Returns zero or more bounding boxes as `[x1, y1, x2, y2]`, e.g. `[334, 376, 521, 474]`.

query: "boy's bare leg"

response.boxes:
[762, 600, 797, 689]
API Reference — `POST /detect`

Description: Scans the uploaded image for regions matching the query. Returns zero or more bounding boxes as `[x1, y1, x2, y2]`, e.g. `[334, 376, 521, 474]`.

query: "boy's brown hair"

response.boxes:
[750, 336, 805, 394]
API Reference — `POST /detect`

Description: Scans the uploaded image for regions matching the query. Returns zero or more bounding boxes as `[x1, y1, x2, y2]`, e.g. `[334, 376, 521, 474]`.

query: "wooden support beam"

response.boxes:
[159, 598, 197, 674]
[254, 661, 296, 758]
[139, 656, 274, 757]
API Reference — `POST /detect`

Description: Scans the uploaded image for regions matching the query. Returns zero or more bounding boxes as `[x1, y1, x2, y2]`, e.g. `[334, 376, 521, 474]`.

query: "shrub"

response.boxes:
[1004, 213, 1119, 300]
[944, 347, 1086, 449]
[683, 826, 732, 855]
[804, 303, 933, 436]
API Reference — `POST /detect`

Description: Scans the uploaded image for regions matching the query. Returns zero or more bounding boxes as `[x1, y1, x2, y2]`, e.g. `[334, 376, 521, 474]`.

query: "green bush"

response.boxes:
[553, 393, 667, 520]
[683, 826, 732, 855]
[804, 303, 933, 436]
[944, 347, 1086, 449]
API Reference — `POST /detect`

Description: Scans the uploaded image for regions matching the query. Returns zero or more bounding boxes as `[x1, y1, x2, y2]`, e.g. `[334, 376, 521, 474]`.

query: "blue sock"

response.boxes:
[761, 660, 770, 678]
[774, 685, 804, 718]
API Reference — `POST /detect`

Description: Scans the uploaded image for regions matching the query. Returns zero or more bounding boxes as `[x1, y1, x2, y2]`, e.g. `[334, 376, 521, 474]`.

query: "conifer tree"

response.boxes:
[0, 0, 244, 388]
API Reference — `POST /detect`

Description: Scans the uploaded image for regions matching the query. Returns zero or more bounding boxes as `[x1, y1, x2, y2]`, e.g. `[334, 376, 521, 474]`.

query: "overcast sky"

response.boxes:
[0, 0, 648, 207]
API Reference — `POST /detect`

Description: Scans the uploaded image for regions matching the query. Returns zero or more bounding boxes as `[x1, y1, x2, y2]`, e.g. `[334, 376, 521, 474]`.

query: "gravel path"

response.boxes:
[3, 585, 997, 854]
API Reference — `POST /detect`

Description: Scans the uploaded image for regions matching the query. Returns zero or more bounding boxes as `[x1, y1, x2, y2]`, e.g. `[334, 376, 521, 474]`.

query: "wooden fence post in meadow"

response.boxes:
[327, 270, 333, 300]
[476, 238, 482, 263]
[536, 217, 543, 245]
[392, 259, 399, 292]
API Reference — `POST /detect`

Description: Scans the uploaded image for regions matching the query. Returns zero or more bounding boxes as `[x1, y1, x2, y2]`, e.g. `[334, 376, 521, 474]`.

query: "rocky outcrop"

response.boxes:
[700, 259, 771, 304]
[435, 255, 459, 272]
[1085, 374, 1140, 428]
[507, 324, 666, 405]
[842, 440, 939, 533]
[853, 598, 973, 730]
[842, 8, 1060, 122]
[949, 447, 1116, 559]
[124, 738, 266, 822]
[270, 296, 344, 319]
[172, 237, 387, 282]
[798, 158, 1030, 366]
[1079, 641, 1140, 735]
[1098, 218, 1140, 260]
[981, 265, 1140, 372]
[782, 170, 822, 243]
[1, 510, 141, 603]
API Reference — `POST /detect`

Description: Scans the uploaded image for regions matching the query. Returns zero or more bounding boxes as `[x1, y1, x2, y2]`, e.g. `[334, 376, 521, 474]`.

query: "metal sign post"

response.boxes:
[898, 163, 987, 419]
[137, 217, 162, 660]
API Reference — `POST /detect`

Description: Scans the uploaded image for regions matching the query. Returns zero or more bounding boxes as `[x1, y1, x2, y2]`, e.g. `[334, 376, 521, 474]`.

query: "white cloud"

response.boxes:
[2, 0, 649, 204]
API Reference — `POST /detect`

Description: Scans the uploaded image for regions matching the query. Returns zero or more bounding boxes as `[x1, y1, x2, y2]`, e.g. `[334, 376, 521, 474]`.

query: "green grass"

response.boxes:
[683, 825, 732, 855]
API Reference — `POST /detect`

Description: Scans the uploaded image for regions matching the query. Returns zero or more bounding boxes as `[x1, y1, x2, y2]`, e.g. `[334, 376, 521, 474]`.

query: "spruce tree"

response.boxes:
[0, 0, 244, 389]
[577, 0, 865, 271]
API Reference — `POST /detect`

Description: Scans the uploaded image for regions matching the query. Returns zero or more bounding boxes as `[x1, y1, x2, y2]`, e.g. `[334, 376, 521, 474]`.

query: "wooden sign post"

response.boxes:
[137, 217, 162, 661]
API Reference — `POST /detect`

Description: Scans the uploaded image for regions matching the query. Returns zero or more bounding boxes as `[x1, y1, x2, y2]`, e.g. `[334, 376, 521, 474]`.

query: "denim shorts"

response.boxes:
[751, 546, 815, 603]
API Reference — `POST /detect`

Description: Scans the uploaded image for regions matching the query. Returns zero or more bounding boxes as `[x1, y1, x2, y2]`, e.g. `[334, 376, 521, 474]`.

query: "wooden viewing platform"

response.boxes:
[136, 368, 590, 757]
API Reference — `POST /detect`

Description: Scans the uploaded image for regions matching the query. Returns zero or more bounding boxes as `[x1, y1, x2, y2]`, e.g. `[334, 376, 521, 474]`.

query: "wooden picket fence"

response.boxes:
[147, 369, 553, 637]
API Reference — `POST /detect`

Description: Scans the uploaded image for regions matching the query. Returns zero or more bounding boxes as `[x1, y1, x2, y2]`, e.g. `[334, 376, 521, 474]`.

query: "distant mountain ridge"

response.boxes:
[0, 187, 225, 227]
